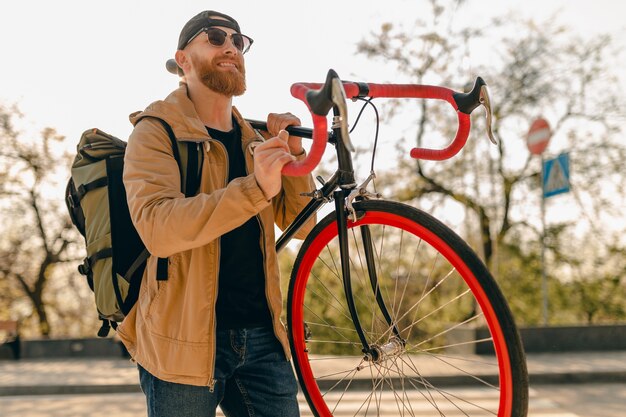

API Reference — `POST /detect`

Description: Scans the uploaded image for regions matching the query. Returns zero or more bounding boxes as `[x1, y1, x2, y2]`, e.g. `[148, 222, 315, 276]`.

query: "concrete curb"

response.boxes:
[0, 384, 142, 397]
[2, 371, 625, 397]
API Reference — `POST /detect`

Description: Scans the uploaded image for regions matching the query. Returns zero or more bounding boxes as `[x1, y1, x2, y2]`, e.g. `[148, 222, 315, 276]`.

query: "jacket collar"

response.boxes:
[130, 83, 262, 148]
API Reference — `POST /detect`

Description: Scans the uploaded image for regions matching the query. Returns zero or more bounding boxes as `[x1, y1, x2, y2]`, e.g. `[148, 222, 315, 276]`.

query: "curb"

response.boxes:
[2, 371, 625, 397]
[0, 384, 141, 397]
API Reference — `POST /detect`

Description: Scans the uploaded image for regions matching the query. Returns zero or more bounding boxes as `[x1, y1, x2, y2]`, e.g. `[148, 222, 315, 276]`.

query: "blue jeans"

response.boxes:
[138, 327, 300, 417]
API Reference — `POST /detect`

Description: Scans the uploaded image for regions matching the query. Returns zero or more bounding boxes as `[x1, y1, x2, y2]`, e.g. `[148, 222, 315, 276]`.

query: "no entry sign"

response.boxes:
[527, 118, 552, 155]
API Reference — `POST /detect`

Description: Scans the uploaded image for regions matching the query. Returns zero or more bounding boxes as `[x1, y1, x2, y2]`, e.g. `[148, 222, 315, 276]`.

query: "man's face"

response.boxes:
[186, 26, 247, 97]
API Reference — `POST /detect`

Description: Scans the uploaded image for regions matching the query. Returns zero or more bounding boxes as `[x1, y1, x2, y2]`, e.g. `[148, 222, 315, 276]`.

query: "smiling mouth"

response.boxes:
[217, 62, 238, 70]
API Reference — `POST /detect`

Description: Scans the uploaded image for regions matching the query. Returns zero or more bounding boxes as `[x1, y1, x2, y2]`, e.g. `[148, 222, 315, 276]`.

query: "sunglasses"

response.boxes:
[187, 27, 254, 54]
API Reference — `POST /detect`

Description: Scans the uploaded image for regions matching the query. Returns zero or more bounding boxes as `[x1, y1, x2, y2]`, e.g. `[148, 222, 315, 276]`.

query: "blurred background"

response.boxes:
[1, 0, 624, 341]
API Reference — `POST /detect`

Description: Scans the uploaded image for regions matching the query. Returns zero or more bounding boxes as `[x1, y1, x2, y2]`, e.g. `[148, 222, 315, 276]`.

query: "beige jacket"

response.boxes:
[117, 84, 315, 388]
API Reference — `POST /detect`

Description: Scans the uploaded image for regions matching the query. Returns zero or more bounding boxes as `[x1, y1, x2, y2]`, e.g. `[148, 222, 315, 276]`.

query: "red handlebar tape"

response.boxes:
[286, 82, 471, 176]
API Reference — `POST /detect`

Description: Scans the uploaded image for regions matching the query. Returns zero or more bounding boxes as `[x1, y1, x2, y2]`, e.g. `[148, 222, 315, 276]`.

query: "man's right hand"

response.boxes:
[253, 130, 295, 199]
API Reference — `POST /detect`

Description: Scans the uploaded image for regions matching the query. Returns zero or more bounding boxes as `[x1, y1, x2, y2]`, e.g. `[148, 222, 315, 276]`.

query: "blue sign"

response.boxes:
[543, 153, 570, 198]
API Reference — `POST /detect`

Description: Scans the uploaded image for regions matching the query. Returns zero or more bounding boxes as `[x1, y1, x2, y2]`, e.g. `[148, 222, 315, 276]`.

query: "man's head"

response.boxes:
[173, 11, 252, 97]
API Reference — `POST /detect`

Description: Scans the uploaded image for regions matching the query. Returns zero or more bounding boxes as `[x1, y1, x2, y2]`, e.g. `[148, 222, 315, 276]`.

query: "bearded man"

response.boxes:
[118, 10, 314, 417]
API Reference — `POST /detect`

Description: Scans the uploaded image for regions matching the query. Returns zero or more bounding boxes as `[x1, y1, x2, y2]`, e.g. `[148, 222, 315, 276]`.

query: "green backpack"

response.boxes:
[65, 118, 202, 337]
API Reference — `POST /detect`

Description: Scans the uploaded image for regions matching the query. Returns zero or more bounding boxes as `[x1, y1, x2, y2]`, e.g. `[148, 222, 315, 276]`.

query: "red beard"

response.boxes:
[191, 53, 246, 97]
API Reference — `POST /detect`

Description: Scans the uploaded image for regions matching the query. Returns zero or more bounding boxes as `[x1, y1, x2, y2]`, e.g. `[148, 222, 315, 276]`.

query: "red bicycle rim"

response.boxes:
[290, 209, 514, 417]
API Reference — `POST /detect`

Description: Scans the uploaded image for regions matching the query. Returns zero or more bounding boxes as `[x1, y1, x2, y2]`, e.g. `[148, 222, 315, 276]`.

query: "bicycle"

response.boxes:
[249, 69, 528, 417]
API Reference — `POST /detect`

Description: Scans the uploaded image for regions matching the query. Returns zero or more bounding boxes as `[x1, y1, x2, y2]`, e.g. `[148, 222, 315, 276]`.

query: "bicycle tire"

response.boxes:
[288, 200, 528, 416]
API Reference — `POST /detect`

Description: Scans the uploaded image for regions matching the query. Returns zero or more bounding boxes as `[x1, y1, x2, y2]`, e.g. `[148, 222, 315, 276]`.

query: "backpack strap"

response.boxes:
[150, 118, 203, 196]
[137, 117, 203, 281]
[73, 177, 109, 204]
[186, 141, 201, 198]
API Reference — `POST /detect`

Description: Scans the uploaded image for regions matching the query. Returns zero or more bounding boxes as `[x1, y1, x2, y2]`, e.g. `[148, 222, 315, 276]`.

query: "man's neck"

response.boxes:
[187, 80, 234, 131]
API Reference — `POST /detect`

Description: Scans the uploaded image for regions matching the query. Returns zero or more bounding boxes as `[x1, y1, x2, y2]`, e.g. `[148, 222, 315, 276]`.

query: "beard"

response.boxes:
[191, 53, 246, 97]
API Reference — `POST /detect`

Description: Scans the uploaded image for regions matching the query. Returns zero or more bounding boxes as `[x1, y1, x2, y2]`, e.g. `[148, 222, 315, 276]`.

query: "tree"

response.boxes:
[0, 104, 87, 337]
[356, 0, 626, 324]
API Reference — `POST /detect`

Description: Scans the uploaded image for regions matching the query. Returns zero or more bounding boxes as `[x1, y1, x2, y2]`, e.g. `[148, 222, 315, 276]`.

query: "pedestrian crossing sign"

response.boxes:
[543, 153, 570, 198]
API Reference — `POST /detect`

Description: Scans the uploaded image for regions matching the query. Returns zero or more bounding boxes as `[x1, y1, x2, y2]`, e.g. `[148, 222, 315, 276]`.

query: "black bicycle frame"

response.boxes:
[258, 108, 401, 358]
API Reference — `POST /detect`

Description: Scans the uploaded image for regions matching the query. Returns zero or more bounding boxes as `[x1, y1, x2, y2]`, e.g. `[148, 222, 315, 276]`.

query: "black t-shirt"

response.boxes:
[207, 121, 272, 329]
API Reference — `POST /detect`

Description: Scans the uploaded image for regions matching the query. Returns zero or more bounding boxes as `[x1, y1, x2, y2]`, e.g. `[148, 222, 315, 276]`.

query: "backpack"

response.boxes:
[65, 118, 203, 337]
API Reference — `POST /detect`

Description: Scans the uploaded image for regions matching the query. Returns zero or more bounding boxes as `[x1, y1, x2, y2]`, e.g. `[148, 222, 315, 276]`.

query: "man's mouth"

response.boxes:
[217, 62, 238, 69]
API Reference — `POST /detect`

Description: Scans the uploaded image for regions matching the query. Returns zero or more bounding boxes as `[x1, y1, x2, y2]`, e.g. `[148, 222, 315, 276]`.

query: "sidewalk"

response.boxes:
[1, 351, 625, 396]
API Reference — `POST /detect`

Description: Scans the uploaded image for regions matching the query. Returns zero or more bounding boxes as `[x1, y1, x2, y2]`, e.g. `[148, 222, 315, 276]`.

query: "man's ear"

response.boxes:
[175, 50, 189, 76]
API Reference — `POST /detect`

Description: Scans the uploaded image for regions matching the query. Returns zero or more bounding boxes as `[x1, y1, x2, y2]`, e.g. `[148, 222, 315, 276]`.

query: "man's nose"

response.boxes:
[222, 38, 239, 54]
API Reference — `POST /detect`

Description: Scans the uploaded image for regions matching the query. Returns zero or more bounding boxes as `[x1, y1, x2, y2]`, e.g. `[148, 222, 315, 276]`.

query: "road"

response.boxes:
[1, 383, 624, 416]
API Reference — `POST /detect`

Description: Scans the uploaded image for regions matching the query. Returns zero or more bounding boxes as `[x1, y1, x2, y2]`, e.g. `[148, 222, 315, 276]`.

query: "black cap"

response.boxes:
[177, 10, 241, 50]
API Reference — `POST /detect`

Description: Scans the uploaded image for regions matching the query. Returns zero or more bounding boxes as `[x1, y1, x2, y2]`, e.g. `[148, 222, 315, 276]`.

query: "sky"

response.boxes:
[1, 0, 624, 146]
[1, 0, 625, 232]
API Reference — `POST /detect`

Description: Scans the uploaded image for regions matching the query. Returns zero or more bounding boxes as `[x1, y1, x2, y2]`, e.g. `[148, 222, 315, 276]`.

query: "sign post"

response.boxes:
[527, 117, 552, 326]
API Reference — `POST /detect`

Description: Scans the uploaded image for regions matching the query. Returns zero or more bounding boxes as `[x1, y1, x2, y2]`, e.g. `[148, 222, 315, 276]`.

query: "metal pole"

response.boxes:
[540, 156, 548, 326]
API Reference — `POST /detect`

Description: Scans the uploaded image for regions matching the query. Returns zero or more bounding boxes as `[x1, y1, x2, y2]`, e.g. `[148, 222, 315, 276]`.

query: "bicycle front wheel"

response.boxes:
[288, 200, 528, 417]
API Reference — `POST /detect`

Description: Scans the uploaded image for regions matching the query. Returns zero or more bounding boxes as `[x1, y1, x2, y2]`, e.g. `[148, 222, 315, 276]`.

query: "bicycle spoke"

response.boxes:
[392, 239, 423, 335]
[306, 279, 353, 323]
[400, 355, 475, 416]
[412, 314, 483, 349]
[401, 354, 498, 415]
[385, 355, 416, 417]
[303, 305, 357, 347]
[350, 228, 374, 291]
[400, 288, 474, 337]
[374, 355, 443, 414]
[407, 336, 494, 353]
[392, 229, 404, 318]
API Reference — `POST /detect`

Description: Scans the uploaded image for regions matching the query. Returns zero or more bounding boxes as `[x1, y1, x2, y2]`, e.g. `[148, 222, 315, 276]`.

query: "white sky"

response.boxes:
[1, 0, 624, 146]
[1, 0, 625, 235]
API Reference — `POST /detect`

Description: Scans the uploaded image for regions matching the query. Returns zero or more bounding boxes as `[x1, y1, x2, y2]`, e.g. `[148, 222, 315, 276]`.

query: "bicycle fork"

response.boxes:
[334, 189, 405, 363]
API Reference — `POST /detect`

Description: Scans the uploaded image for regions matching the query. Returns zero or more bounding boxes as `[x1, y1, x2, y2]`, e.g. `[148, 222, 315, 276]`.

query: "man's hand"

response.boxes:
[267, 112, 304, 155]
[254, 130, 295, 200]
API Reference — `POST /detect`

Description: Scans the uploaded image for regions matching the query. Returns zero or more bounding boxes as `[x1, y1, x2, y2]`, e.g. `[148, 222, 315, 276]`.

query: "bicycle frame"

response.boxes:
[251, 107, 403, 361]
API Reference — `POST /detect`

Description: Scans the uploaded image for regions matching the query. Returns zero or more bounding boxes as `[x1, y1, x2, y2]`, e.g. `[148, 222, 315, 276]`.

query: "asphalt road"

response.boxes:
[1, 383, 624, 416]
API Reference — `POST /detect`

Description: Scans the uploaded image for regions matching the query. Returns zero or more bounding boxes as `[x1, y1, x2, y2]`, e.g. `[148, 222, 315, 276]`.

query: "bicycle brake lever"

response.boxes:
[454, 77, 498, 146]
[331, 78, 355, 152]
[479, 84, 498, 145]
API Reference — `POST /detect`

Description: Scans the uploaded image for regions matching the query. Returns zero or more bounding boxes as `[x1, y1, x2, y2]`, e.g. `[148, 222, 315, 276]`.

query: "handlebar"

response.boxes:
[268, 69, 495, 176]
[247, 119, 315, 140]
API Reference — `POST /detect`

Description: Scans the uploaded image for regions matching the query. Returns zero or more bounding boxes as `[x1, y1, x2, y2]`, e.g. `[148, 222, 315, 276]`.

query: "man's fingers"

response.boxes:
[256, 134, 290, 153]
[277, 130, 289, 142]
[273, 155, 297, 172]
[267, 112, 301, 136]
[260, 150, 296, 166]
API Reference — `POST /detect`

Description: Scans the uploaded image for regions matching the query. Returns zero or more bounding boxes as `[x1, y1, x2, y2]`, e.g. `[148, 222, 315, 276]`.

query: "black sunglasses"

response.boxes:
[187, 27, 254, 54]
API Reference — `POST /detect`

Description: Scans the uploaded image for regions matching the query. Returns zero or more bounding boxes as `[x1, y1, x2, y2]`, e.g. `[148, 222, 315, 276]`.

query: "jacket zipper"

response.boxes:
[206, 138, 228, 392]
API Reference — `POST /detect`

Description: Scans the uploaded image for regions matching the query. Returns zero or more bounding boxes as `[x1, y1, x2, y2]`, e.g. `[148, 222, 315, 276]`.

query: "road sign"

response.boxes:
[543, 153, 570, 198]
[527, 118, 552, 155]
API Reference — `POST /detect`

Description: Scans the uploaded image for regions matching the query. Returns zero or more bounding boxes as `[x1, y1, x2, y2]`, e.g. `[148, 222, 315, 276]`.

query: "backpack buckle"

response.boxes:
[67, 193, 76, 208]
[78, 257, 91, 275]
[97, 320, 111, 338]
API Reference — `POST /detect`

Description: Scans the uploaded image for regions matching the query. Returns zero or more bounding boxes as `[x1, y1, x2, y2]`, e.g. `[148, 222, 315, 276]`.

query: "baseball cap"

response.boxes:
[177, 10, 241, 51]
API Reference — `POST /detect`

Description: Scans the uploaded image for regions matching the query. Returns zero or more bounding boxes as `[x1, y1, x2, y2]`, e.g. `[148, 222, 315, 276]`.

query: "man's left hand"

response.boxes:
[267, 113, 304, 155]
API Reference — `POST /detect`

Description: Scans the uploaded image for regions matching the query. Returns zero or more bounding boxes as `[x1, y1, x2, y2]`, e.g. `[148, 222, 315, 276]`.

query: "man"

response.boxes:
[117, 10, 315, 417]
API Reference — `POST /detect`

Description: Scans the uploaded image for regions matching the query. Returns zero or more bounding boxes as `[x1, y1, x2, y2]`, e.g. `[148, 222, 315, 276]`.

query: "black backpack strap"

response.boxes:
[152, 119, 179, 282]
[123, 248, 150, 282]
[144, 118, 203, 281]
[73, 177, 109, 205]
[186, 142, 200, 198]
[155, 119, 184, 189]
[151, 118, 203, 196]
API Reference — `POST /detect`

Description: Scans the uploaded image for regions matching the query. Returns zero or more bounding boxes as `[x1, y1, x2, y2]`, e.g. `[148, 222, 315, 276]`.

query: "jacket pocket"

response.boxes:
[145, 254, 179, 319]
